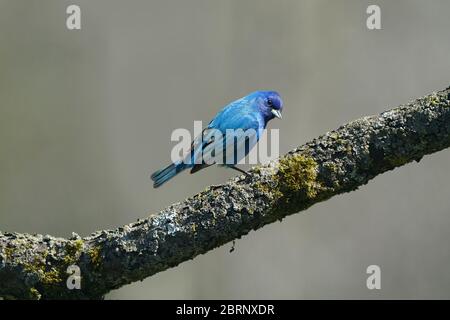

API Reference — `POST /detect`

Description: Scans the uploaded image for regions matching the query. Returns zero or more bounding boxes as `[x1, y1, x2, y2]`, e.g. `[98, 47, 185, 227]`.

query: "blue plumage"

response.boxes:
[151, 91, 283, 188]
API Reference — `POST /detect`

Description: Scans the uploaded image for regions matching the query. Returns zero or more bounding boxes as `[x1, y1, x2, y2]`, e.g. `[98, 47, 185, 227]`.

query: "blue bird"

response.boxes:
[151, 91, 283, 188]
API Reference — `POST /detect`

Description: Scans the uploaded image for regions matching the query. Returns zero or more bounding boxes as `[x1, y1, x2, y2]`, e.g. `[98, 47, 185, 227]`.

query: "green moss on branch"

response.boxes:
[1, 86, 449, 299]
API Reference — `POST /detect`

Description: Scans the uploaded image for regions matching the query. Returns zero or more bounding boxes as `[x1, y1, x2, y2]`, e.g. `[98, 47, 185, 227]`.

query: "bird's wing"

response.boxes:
[185, 127, 215, 166]
[203, 114, 263, 165]
[190, 97, 265, 167]
[207, 96, 254, 129]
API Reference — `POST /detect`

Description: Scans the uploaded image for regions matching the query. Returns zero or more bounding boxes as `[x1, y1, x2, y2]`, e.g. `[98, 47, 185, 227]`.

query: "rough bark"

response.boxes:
[1, 87, 449, 299]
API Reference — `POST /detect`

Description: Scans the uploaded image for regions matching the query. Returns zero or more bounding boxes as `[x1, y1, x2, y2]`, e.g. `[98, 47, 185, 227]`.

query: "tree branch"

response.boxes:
[1, 87, 450, 299]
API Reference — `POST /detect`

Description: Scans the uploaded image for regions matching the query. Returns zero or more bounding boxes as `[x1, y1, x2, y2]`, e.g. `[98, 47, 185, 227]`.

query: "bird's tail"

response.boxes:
[150, 160, 187, 188]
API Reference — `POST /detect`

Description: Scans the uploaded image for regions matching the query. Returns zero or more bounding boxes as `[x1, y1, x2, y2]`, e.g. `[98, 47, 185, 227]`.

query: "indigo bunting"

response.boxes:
[151, 91, 283, 188]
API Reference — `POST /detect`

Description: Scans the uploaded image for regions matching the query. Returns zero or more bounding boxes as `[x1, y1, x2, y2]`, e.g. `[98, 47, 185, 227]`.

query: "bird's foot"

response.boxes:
[225, 165, 251, 177]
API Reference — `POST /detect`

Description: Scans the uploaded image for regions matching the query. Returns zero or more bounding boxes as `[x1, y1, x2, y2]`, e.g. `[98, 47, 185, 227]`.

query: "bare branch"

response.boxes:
[1, 87, 449, 299]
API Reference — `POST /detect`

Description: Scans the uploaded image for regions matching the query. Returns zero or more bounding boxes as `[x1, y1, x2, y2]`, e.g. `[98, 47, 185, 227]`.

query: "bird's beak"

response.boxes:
[271, 109, 282, 119]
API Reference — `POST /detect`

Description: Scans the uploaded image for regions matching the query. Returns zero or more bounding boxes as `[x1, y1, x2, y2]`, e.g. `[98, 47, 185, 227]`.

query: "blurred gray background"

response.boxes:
[1, 0, 449, 299]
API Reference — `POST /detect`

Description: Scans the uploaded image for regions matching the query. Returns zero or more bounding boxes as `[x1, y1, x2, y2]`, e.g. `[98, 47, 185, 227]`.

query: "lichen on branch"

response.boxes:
[1, 86, 449, 299]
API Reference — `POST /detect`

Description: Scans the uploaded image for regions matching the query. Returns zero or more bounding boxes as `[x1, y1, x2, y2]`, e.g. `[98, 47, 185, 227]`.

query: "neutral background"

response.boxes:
[1, 0, 449, 299]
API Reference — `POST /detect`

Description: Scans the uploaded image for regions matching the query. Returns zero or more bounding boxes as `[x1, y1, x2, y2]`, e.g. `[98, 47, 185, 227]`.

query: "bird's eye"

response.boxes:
[267, 99, 273, 107]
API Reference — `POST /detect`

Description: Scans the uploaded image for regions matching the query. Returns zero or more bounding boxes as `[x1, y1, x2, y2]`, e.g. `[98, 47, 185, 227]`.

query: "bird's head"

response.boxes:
[255, 91, 283, 121]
